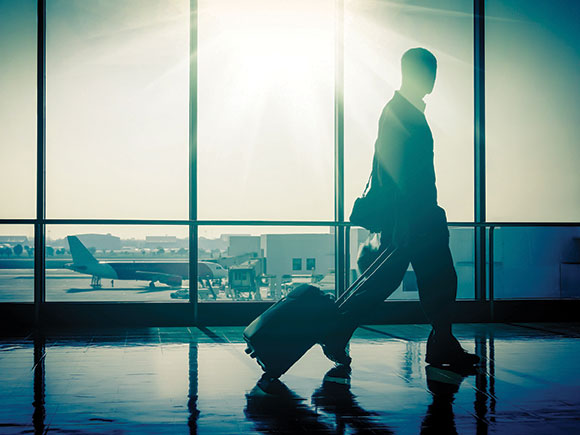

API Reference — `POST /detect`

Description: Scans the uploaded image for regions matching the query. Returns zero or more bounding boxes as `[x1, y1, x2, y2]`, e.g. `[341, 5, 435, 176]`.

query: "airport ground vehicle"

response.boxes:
[228, 259, 264, 300]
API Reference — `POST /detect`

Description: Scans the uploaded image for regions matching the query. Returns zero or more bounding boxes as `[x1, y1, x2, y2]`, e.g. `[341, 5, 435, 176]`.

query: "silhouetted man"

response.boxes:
[324, 48, 479, 368]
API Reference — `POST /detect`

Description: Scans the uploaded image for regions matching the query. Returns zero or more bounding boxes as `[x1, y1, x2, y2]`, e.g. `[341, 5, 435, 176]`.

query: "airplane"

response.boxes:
[64, 235, 227, 289]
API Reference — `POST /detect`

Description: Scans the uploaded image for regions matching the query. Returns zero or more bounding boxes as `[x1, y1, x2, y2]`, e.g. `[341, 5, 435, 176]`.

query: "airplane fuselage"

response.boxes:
[65, 262, 118, 279]
[64, 235, 227, 288]
[64, 260, 226, 287]
[65, 262, 188, 280]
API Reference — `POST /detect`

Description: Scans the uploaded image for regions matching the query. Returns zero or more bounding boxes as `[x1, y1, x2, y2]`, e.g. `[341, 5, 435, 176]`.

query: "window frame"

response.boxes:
[292, 258, 302, 272]
[0, 0, 578, 326]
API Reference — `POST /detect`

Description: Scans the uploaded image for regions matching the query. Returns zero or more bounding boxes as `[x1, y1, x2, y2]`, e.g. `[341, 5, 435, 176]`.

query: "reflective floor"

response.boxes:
[1, 323, 579, 434]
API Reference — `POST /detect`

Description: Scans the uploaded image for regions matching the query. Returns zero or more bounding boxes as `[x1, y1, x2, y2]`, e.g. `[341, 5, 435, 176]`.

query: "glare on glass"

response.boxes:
[0, 0, 37, 218]
[46, 0, 189, 219]
[486, 0, 580, 221]
[344, 0, 474, 222]
[197, 0, 335, 221]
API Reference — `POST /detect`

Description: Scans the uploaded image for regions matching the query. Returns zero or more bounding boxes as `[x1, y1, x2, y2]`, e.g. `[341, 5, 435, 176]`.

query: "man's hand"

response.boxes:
[392, 212, 411, 248]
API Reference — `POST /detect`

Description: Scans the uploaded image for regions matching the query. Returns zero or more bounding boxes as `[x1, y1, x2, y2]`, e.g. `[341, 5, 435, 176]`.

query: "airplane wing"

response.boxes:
[133, 271, 183, 287]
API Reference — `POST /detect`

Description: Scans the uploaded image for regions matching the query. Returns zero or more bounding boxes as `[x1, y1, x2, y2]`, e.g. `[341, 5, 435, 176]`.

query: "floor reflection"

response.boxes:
[245, 375, 329, 433]
[422, 364, 476, 435]
[475, 331, 490, 434]
[32, 333, 46, 435]
[312, 368, 394, 434]
[188, 341, 199, 435]
[421, 330, 496, 435]
[245, 369, 394, 434]
[1, 324, 578, 433]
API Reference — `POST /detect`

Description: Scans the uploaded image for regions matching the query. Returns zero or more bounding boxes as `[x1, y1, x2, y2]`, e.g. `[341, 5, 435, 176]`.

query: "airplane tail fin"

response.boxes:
[67, 235, 98, 265]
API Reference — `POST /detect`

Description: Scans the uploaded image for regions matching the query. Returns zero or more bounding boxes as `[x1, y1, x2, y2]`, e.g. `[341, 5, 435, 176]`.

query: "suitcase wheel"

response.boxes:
[245, 346, 257, 359]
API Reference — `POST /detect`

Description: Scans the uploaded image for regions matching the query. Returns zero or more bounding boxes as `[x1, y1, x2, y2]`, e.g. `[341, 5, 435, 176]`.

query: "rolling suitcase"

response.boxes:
[243, 245, 403, 378]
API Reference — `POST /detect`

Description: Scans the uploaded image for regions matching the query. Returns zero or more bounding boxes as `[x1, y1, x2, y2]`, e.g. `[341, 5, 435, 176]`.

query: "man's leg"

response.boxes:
[410, 230, 456, 334]
[410, 210, 479, 366]
[322, 237, 410, 365]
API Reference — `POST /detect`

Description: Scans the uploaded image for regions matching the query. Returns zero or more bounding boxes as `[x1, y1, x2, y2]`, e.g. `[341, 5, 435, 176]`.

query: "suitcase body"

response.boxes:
[243, 284, 338, 377]
[243, 246, 403, 378]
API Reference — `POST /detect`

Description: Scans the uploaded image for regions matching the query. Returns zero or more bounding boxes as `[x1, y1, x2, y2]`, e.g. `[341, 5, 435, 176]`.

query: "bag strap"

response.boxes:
[362, 173, 372, 195]
[363, 156, 378, 195]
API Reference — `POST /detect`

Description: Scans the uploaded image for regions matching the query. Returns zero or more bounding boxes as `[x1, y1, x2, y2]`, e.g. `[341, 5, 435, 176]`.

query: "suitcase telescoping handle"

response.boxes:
[336, 245, 398, 309]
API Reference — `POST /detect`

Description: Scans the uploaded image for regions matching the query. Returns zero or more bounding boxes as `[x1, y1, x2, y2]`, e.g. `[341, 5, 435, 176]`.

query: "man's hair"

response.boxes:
[401, 48, 437, 78]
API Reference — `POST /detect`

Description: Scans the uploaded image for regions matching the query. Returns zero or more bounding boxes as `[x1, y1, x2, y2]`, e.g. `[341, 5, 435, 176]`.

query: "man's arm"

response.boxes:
[375, 109, 413, 244]
[375, 109, 410, 196]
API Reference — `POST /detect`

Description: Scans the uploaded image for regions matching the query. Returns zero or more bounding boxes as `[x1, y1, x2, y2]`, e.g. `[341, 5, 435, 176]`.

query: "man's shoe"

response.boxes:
[426, 331, 481, 367]
[320, 322, 356, 366]
[322, 364, 352, 386]
[321, 342, 352, 366]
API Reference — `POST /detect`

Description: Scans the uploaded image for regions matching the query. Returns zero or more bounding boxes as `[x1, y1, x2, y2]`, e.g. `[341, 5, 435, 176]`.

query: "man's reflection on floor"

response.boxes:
[421, 364, 477, 435]
[244, 374, 328, 433]
[245, 368, 393, 434]
[311, 368, 394, 434]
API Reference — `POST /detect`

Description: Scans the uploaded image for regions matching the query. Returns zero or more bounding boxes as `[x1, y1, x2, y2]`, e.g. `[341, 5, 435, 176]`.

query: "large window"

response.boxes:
[1, 1, 579, 310]
[0, 225, 34, 302]
[197, 0, 335, 221]
[492, 226, 580, 299]
[46, 0, 189, 219]
[486, 0, 580, 221]
[45, 225, 189, 302]
[0, 0, 36, 219]
[198, 226, 335, 302]
[344, 0, 474, 222]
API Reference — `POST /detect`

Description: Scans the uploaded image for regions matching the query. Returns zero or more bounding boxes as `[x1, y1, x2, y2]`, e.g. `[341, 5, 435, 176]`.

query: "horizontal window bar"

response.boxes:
[0, 219, 37, 225]
[484, 222, 580, 227]
[1, 219, 578, 227]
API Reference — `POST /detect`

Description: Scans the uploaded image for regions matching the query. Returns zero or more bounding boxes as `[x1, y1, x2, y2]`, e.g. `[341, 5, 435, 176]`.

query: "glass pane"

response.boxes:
[349, 225, 474, 300]
[0, 0, 36, 218]
[0, 225, 34, 302]
[46, 0, 189, 219]
[198, 226, 335, 302]
[344, 0, 474, 222]
[486, 0, 580, 221]
[46, 225, 189, 301]
[452, 227, 475, 300]
[197, 0, 335, 220]
[492, 227, 580, 299]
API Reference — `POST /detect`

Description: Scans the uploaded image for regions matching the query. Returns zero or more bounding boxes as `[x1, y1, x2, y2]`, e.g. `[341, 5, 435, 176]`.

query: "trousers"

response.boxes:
[352, 206, 457, 331]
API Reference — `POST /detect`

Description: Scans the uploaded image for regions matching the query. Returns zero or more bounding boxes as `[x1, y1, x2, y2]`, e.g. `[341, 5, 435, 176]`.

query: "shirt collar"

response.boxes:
[396, 90, 426, 113]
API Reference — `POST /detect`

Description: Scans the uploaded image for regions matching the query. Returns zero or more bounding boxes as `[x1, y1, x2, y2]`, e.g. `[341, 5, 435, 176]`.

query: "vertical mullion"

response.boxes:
[345, 225, 351, 286]
[474, 0, 486, 301]
[488, 226, 495, 320]
[189, 0, 198, 316]
[335, 0, 346, 297]
[35, 0, 47, 325]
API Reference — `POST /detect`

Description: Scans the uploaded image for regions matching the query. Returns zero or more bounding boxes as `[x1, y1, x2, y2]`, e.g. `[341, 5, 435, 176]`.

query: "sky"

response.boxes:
[0, 0, 578, 240]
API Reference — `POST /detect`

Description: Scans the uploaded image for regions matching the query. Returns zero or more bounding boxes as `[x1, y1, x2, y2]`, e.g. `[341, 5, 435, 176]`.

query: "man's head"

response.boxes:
[401, 48, 437, 97]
